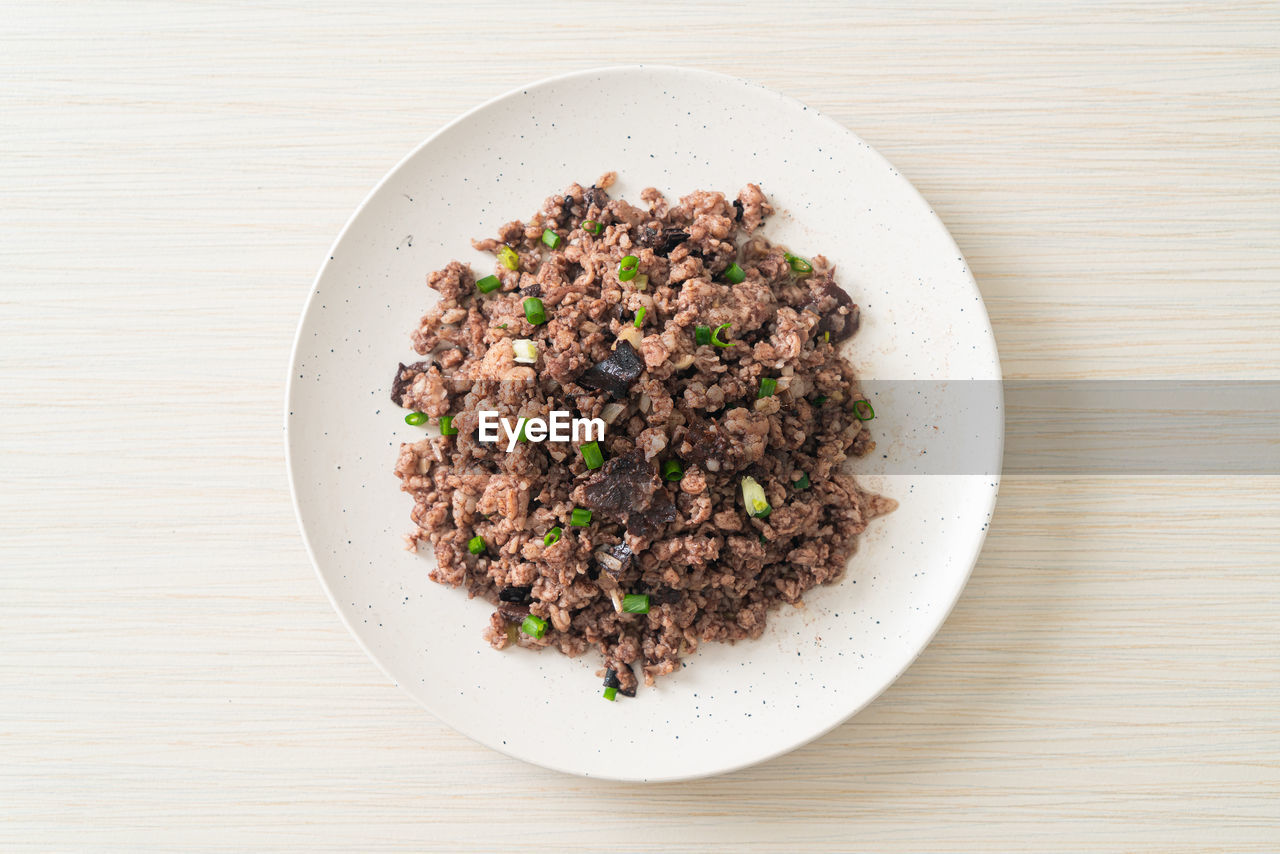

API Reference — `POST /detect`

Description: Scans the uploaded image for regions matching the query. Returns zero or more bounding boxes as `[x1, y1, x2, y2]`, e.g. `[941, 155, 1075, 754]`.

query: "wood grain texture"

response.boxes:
[2, 1, 1277, 851]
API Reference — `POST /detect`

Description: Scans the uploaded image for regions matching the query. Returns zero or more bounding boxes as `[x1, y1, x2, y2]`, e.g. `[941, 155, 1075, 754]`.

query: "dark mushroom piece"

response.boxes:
[575, 339, 644, 399]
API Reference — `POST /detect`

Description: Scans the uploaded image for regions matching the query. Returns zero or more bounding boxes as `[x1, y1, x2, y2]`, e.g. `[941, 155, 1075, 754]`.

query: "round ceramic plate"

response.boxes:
[286, 66, 1002, 781]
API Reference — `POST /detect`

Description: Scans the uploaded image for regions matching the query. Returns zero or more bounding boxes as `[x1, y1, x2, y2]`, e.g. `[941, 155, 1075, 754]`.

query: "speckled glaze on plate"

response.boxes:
[285, 66, 1002, 782]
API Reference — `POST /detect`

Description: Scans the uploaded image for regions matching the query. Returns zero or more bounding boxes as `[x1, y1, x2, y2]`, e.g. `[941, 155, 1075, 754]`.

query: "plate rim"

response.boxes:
[284, 63, 1004, 781]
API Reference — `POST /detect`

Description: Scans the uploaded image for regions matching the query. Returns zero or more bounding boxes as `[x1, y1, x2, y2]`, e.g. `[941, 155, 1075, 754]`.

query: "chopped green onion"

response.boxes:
[580, 440, 604, 470]
[784, 252, 813, 274]
[823, 330, 830, 342]
[633, 273, 648, 291]
[853, 399, 876, 421]
[582, 219, 603, 236]
[512, 338, 538, 364]
[661, 459, 684, 482]
[498, 245, 520, 271]
[476, 274, 502, 294]
[543, 526, 562, 547]
[541, 228, 562, 249]
[404, 411, 427, 426]
[618, 255, 639, 282]
[468, 536, 485, 555]
[440, 415, 458, 435]
[498, 323, 508, 329]
[523, 297, 546, 325]
[711, 323, 733, 348]
[758, 377, 777, 398]
[723, 262, 745, 284]
[741, 475, 771, 518]
[520, 614, 548, 638]
[793, 472, 810, 490]
[622, 594, 650, 614]
[570, 508, 592, 526]
[633, 306, 647, 328]
[603, 686, 618, 701]
[694, 325, 712, 346]
[813, 395, 828, 405]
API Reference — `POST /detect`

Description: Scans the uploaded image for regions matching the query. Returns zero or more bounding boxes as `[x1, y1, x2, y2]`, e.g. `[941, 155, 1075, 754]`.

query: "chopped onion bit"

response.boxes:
[541, 228, 562, 250]
[523, 296, 546, 325]
[723, 262, 746, 284]
[404, 411, 427, 426]
[711, 323, 733, 348]
[632, 273, 648, 291]
[512, 338, 538, 364]
[633, 306, 647, 328]
[520, 614, 548, 638]
[661, 459, 684, 482]
[622, 594, 650, 614]
[758, 377, 777, 398]
[467, 536, 486, 555]
[439, 415, 458, 435]
[498, 245, 520, 271]
[475, 274, 502, 294]
[741, 475, 772, 518]
[543, 526, 562, 547]
[580, 440, 604, 470]
[600, 402, 627, 424]
[570, 508, 592, 526]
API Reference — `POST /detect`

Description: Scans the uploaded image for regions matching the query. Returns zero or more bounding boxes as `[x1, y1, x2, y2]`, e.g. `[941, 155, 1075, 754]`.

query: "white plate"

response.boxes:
[286, 66, 1002, 781]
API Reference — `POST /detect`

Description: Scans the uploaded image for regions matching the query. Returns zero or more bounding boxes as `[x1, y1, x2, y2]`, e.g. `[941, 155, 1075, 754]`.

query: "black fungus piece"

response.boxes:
[650, 587, 682, 606]
[733, 198, 744, 221]
[603, 668, 620, 689]
[593, 541, 634, 580]
[638, 226, 691, 258]
[498, 585, 532, 603]
[575, 340, 644, 399]
[804, 277, 860, 343]
[520, 280, 543, 298]
[582, 185, 610, 210]
[618, 662, 637, 697]
[496, 601, 530, 623]
[626, 489, 678, 539]
[390, 360, 430, 407]
[581, 449, 660, 519]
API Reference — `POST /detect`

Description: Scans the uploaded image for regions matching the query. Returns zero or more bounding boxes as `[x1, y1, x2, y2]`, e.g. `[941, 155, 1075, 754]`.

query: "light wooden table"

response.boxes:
[3, 2, 1277, 851]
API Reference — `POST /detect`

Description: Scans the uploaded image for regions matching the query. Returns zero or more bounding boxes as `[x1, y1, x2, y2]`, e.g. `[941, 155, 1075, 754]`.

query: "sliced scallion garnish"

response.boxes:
[498, 245, 520, 271]
[633, 306, 647, 328]
[711, 323, 733, 348]
[544, 526, 562, 547]
[784, 252, 813, 274]
[694, 325, 712, 346]
[440, 415, 458, 435]
[520, 614, 548, 638]
[580, 441, 604, 470]
[661, 459, 684, 482]
[523, 297, 546, 325]
[603, 686, 618, 701]
[570, 508, 592, 526]
[404, 411, 427, 426]
[468, 536, 486, 555]
[793, 472, 810, 490]
[622, 594, 650, 614]
[541, 228, 562, 249]
[512, 338, 538, 364]
[741, 475, 771, 518]
[476, 274, 502, 294]
[582, 219, 603, 236]
[853, 399, 875, 421]
[618, 255, 639, 282]
[758, 377, 777, 398]
[723, 262, 745, 284]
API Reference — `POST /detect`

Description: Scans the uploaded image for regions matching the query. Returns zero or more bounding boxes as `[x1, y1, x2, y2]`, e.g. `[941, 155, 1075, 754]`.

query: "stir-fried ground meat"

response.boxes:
[392, 175, 895, 696]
